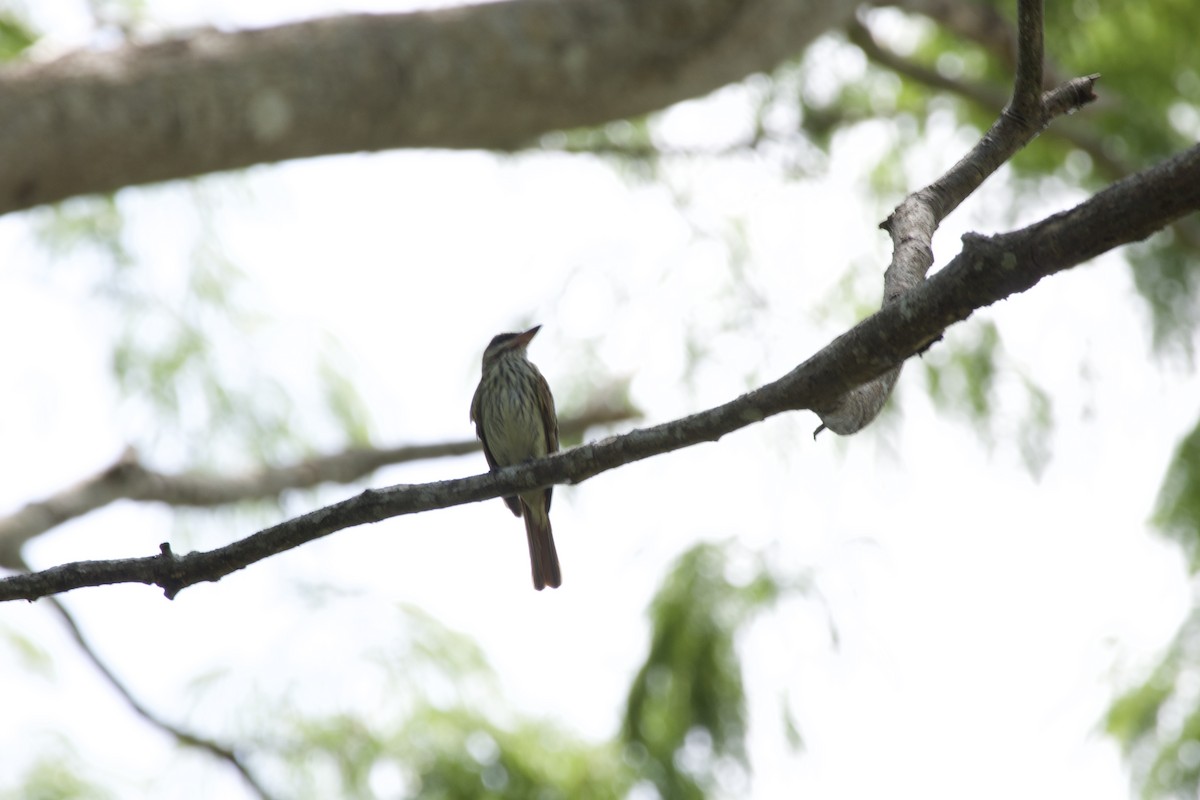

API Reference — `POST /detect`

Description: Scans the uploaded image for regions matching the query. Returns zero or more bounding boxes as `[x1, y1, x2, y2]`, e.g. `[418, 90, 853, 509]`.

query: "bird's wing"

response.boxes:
[472, 380, 522, 517]
[534, 369, 559, 512]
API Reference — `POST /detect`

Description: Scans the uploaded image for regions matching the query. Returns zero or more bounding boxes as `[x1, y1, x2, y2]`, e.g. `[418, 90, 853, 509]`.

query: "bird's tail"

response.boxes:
[520, 496, 561, 591]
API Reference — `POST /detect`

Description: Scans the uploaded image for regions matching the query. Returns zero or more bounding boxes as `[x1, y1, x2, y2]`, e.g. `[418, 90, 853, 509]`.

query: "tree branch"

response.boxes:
[848, 15, 1200, 257]
[1010, 0, 1044, 117]
[3, 138, 1198, 602]
[888, 0, 1068, 89]
[0, 401, 639, 569]
[846, 17, 1010, 108]
[815, 0, 1091, 434]
[0, 0, 860, 216]
[40, 586, 276, 800]
[847, 15, 1131, 178]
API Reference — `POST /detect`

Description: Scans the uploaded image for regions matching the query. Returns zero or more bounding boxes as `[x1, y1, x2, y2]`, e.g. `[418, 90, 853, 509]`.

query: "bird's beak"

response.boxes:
[513, 325, 541, 347]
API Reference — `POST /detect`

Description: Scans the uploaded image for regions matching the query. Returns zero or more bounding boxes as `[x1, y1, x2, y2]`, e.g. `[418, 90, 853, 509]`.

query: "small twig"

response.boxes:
[888, 0, 1069, 89]
[850, 13, 1200, 256]
[847, 17, 1128, 179]
[3, 136, 1198, 603]
[37, 579, 277, 800]
[847, 19, 1009, 109]
[1009, 0, 1044, 116]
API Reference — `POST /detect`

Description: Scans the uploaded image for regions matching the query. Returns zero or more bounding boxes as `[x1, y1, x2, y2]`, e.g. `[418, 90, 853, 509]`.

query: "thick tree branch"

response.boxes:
[3, 139, 1198, 602]
[0, 0, 859, 216]
[0, 401, 638, 569]
[815, 0, 1091, 434]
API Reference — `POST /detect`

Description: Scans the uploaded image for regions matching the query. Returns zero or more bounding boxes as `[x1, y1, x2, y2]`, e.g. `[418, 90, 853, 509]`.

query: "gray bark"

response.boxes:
[0, 0, 858, 215]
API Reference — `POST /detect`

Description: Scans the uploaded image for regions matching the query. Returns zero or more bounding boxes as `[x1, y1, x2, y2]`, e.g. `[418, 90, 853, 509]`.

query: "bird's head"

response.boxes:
[482, 325, 540, 366]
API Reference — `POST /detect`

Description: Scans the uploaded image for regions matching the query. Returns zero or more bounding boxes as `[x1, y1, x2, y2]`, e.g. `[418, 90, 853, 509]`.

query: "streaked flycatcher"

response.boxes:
[470, 325, 562, 590]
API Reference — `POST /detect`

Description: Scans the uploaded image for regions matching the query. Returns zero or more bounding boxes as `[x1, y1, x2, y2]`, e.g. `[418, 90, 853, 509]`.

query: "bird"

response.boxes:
[470, 325, 562, 590]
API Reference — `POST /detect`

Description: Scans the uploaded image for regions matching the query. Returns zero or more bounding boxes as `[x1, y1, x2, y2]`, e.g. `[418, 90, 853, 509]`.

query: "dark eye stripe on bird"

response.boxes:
[482, 325, 541, 363]
[470, 324, 562, 591]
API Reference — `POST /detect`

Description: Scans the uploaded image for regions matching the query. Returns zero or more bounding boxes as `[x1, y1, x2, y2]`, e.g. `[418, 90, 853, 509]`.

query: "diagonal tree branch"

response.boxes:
[847, 15, 1200, 253]
[847, 16, 1012, 109]
[846, 16, 1129, 179]
[3, 137, 1198, 603]
[0, 0, 861, 216]
[814, 0, 1086, 434]
[0, 400, 639, 569]
[887, 0, 1069, 89]
[38, 584, 277, 800]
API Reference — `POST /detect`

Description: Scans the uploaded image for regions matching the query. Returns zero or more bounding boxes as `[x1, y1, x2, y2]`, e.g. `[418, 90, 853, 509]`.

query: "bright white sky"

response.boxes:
[1, 1, 1195, 799]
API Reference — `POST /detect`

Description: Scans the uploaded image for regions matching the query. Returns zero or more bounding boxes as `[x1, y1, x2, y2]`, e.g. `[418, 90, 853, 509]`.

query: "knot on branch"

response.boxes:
[156, 542, 187, 600]
[1042, 74, 1101, 118]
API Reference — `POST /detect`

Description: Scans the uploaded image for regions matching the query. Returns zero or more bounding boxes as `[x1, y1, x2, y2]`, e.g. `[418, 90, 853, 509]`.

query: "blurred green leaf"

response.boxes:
[393, 709, 629, 800]
[1129, 234, 1200, 360]
[380, 603, 496, 690]
[33, 190, 378, 469]
[1, 625, 54, 678]
[622, 541, 798, 799]
[782, 698, 806, 753]
[268, 604, 631, 800]
[1016, 376, 1054, 478]
[922, 320, 999, 431]
[0, 12, 36, 61]
[319, 340, 374, 447]
[248, 547, 818, 799]
[1152, 416, 1200, 572]
[1107, 608, 1200, 800]
[0, 751, 113, 800]
[539, 115, 661, 181]
[32, 196, 134, 272]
